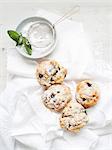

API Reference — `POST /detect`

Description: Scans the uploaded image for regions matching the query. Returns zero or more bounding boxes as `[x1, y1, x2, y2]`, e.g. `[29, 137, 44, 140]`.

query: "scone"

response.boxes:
[42, 84, 72, 112]
[76, 80, 100, 108]
[60, 101, 88, 133]
[36, 60, 67, 88]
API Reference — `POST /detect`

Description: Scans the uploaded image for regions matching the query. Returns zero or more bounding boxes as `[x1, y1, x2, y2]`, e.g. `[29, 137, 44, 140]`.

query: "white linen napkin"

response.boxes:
[9, 77, 112, 149]
[1, 77, 112, 150]
[7, 9, 92, 80]
[10, 79, 98, 150]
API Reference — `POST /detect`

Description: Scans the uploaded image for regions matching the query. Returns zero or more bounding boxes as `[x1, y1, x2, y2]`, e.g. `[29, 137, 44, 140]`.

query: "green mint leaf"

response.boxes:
[7, 30, 20, 46]
[7, 30, 32, 56]
[23, 37, 32, 55]
[18, 33, 23, 46]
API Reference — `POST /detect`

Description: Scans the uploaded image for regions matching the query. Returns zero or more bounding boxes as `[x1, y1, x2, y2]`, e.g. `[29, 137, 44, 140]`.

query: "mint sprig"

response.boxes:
[7, 30, 32, 55]
[22, 37, 32, 55]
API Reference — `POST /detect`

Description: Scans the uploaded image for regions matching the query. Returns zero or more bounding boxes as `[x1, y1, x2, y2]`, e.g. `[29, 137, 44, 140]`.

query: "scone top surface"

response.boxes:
[42, 84, 72, 112]
[36, 60, 67, 87]
[76, 80, 100, 108]
[60, 101, 88, 133]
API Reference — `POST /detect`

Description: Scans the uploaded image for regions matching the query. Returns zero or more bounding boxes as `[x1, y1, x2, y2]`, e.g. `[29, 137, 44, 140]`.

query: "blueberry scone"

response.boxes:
[60, 101, 88, 133]
[42, 84, 72, 112]
[76, 80, 100, 108]
[36, 60, 67, 87]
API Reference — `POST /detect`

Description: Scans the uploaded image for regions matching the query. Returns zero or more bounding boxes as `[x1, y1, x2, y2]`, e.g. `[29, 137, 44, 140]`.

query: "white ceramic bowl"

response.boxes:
[16, 17, 57, 59]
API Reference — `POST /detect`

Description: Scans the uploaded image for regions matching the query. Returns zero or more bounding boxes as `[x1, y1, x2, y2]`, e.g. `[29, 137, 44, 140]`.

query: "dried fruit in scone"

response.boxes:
[42, 84, 72, 112]
[60, 101, 88, 133]
[36, 60, 67, 88]
[76, 80, 100, 108]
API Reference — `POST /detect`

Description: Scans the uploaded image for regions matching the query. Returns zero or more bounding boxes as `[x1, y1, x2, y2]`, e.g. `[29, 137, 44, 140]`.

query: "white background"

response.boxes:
[1, 1, 112, 149]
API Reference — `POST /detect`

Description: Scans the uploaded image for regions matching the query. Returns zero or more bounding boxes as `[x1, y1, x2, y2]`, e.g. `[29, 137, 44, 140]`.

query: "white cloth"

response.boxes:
[4, 79, 98, 150]
[1, 9, 112, 150]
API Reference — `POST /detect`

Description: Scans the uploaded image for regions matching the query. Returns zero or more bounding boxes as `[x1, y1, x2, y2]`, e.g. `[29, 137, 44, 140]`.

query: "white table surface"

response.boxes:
[0, 1, 112, 150]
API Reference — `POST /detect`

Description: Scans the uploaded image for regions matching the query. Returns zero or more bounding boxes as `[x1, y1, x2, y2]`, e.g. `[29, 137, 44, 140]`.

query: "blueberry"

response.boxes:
[51, 93, 55, 98]
[87, 82, 92, 87]
[62, 113, 64, 116]
[50, 77, 54, 81]
[68, 124, 71, 127]
[58, 67, 60, 70]
[82, 98, 86, 101]
[39, 74, 43, 78]
[53, 70, 58, 76]
[84, 110, 87, 115]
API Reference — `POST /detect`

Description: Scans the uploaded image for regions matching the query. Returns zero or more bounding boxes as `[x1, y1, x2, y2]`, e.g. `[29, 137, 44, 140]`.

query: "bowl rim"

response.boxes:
[16, 16, 57, 59]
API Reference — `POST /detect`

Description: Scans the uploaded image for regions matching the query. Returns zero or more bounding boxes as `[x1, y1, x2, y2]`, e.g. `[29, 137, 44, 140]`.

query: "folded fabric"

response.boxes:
[7, 9, 92, 80]
[10, 78, 112, 150]
[10, 79, 98, 150]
